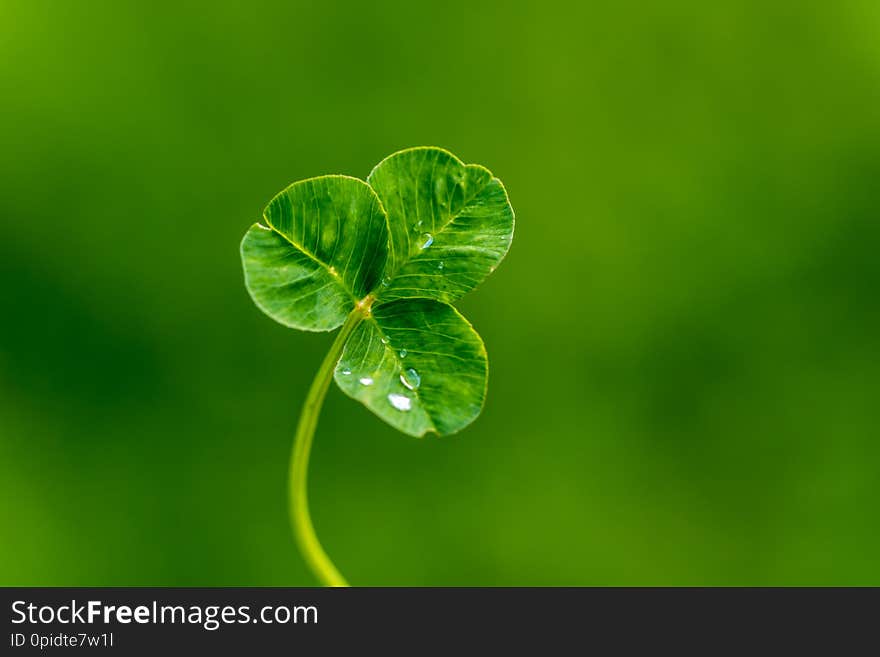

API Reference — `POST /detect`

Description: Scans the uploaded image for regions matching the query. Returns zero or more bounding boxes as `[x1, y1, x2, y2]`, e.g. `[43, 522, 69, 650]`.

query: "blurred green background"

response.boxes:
[2, 0, 878, 585]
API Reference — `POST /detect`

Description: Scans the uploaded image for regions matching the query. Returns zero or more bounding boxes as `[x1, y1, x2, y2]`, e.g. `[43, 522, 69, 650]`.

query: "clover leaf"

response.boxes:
[241, 175, 388, 331]
[240, 147, 514, 586]
[366, 147, 514, 304]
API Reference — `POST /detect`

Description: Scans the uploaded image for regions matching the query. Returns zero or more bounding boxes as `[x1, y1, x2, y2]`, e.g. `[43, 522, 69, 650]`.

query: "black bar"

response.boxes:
[1, 588, 876, 653]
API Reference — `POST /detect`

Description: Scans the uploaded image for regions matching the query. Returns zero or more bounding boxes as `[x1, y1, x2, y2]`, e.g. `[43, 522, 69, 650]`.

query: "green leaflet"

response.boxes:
[241, 148, 514, 436]
[368, 147, 514, 304]
[241, 175, 388, 331]
[334, 299, 488, 437]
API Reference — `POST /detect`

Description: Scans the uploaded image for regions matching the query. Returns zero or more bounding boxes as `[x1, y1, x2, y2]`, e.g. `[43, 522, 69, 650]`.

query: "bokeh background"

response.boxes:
[2, 1, 878, 585]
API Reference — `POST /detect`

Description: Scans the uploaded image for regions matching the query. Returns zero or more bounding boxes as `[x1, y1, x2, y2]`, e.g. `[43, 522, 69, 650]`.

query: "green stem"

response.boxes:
[289, 304, 367, 587]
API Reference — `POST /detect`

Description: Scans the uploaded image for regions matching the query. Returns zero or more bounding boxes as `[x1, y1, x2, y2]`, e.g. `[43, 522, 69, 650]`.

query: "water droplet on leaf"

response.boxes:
[400, 368, 421, 390]
[419, 233, 433, 249]
[388, 393, 412, 411]
[399, 349, 407, 358]
[359, 377, 374, 386]
[437, 261, 445, 270]
[340, 367, 351, 375]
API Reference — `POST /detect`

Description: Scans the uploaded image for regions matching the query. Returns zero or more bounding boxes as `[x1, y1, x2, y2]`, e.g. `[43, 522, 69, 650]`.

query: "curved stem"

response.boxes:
[289, 306, 366, 587]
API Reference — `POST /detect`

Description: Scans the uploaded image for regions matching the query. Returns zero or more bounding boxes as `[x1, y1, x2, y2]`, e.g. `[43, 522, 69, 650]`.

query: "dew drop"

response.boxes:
[380, 336, 389, 345]
[437, 261, 445, 270]
[340, 367, 352, 375]
[419, 233, 433, 249]
[387, 393, 412, 411]
[381, 276, 391, 287]
[359, 377, 374, 386]
[399, 349, 407, 358]
[400, 368, 421, 391]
